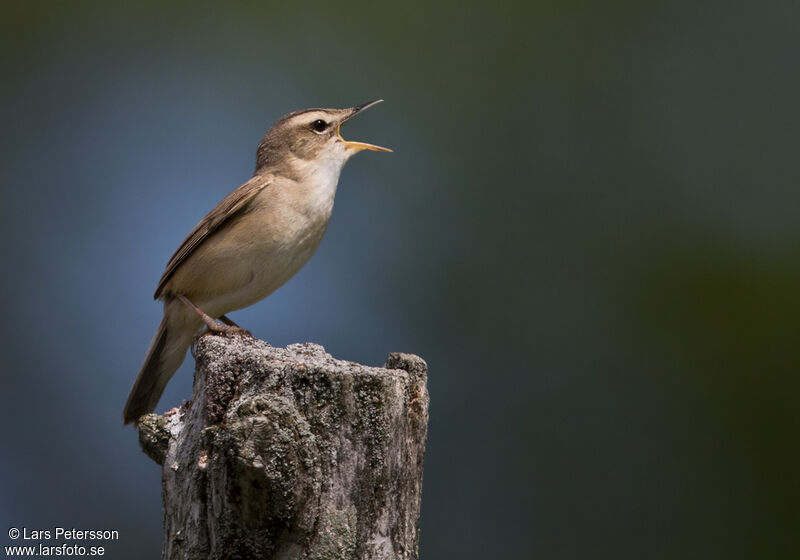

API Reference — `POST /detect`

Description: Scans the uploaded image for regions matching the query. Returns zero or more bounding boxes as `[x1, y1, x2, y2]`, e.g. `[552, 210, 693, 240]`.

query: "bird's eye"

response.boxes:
[311, 119, 328, 133]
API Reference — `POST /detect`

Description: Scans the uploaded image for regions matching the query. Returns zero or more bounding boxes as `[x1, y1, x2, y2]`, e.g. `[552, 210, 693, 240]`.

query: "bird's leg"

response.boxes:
[176, 295, 252, 355]
[177, 294, 235, 333]
[219, 315, 253, 337]
[219, 315, 240, 328]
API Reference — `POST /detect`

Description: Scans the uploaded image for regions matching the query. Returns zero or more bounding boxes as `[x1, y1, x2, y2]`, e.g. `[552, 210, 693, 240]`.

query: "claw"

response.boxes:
[191, 327, 212, 358]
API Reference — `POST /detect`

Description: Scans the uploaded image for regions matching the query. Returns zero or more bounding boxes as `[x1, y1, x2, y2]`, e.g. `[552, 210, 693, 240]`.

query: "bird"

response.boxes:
[123, 100, 391, 424]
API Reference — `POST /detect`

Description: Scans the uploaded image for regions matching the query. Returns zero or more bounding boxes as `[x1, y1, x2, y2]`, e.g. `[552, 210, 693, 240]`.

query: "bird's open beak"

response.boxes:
[339, 99, 392, 153]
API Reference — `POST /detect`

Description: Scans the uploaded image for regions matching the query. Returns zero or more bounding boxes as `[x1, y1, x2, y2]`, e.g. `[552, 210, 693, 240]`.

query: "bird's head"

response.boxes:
[256, 99, 391, 174]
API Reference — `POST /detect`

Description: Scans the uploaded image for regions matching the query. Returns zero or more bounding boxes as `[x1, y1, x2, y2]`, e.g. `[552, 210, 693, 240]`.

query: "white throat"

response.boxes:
[293, 144, 352, 219]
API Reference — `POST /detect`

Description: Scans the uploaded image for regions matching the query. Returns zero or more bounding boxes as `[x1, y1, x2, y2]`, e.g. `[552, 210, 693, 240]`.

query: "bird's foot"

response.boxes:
[178, 295, 254, 357]
[213, 323, 253, 338]
[218, 315, 254, 338]
[190, 320, 253, 357]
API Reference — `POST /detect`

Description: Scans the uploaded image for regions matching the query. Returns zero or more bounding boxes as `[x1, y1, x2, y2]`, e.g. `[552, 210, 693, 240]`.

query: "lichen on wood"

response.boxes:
[137, 334, 428, 560]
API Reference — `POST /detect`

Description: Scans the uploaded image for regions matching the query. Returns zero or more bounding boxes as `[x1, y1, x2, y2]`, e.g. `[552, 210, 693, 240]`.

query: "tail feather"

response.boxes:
[123, 314, 193, 424]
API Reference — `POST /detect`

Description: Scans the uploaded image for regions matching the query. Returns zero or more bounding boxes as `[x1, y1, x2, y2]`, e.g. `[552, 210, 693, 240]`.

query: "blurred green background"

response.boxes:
[1, 1, 799, 558]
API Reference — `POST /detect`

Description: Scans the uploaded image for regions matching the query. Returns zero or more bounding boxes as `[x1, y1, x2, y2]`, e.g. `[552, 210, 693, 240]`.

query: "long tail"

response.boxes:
[123, 308, 194, 424]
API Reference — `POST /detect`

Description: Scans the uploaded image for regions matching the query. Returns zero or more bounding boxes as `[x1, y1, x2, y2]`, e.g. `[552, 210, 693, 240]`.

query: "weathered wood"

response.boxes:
[138, 334, 429, 560]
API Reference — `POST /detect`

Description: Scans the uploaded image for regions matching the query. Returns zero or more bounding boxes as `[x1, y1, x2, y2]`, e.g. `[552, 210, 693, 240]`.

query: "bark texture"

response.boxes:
[137, 333, 429, 560]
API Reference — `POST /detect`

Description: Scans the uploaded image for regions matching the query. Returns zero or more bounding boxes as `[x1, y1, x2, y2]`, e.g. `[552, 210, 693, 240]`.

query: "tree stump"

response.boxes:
[137, 334, 429, 560]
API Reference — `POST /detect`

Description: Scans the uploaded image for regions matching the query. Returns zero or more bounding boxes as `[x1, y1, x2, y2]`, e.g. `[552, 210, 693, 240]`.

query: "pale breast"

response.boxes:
[185, 169, 341, 316]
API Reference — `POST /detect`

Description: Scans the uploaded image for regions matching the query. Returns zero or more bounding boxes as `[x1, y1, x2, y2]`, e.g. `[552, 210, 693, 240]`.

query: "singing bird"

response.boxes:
[123, 100, 390, 424]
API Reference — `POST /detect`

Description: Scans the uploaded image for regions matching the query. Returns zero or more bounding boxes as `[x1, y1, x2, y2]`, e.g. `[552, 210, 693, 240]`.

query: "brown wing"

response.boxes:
[153, 175, 270, 299]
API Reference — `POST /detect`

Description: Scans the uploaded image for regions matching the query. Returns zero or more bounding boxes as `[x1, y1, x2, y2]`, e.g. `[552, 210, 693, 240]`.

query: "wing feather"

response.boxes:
[153, 175, 270, 299]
